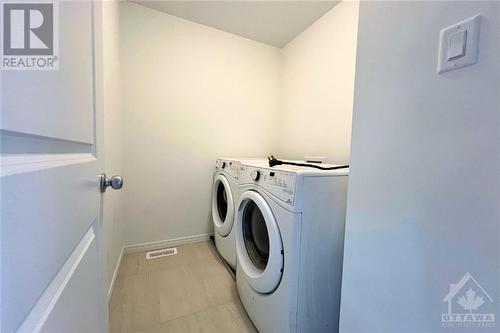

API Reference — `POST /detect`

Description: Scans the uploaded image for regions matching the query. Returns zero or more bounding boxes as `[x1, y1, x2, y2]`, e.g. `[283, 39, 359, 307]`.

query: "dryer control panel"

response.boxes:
[240, 165, 296, 205]
[215, 159, 240, 181]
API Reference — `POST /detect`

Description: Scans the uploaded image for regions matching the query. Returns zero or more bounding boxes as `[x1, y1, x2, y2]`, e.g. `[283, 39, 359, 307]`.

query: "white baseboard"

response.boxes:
[107, 233, 213, 302]
[107, 246, 124, 301]
[123, 233, 212, 254]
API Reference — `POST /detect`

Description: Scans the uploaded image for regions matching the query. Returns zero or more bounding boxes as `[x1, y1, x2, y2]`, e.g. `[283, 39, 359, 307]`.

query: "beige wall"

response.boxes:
[119, 2, 281, 246]
[102, 1, 125, 294]
[105, 1, 358, 259]
[278, 1, 359, 164]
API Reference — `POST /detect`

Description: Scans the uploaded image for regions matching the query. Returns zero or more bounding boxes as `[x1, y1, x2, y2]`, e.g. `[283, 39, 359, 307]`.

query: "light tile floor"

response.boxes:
[109, 241, 257, 333]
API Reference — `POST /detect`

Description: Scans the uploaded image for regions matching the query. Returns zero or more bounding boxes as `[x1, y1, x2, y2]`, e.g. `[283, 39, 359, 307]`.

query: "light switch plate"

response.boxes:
[447, 30, 467, 60]
[437, 15, 481, 74]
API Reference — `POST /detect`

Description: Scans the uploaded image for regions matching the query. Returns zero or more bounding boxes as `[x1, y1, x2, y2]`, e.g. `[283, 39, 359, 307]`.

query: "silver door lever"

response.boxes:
[100, 173, 123, 192]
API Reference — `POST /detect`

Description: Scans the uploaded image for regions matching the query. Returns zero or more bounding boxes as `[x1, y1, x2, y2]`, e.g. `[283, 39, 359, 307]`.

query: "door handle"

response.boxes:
[100, 173, 123, 192]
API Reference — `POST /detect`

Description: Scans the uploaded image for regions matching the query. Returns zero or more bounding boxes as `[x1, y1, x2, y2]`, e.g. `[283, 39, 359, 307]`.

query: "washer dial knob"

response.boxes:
[221, 161, 226, 169]
[251, 170, 261, 181]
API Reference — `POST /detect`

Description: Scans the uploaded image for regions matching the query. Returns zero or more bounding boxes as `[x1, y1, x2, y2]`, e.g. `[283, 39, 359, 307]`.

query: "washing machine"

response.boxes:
[212, 158, 268, 269]
[235, 162, 349, 332]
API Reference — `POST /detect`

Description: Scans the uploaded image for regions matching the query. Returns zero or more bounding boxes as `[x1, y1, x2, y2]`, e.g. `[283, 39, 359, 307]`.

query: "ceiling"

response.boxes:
[131, 1, 341, 48]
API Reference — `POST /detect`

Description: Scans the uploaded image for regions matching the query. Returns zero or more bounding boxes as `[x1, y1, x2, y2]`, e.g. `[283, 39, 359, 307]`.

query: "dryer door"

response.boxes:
[236, 190, 283, 294]
[212, 174, 234, 236]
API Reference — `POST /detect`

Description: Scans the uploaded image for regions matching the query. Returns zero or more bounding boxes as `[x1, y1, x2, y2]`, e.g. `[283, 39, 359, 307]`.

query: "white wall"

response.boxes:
[340, 2, 500, 332]
[277, 1, 359, 164]
[119, 2, 281, 246]
[102, 1, 125, 294]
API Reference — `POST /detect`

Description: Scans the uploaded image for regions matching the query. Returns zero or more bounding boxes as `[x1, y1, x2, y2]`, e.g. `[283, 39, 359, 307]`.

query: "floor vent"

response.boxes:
[146, 247, 178, 260]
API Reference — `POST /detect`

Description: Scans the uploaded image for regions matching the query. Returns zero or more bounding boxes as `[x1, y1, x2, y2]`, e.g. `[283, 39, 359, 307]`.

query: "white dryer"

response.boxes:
[212, 158, 268, 269]
[235, 162, 349, 332]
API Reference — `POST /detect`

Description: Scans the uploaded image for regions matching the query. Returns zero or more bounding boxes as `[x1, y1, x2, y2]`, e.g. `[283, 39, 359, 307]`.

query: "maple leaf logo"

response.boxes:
[457, 288, 485, 314]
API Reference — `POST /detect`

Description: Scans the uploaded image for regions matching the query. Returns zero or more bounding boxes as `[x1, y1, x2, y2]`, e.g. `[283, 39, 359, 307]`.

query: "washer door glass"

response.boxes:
[216, 181, 228, 222]
[242, 201, 269, 270]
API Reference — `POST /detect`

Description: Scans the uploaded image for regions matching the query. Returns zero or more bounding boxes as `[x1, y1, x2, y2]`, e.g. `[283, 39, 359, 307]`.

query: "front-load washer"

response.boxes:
[235, 162, 349, 332]
[212, 158, 268, 269]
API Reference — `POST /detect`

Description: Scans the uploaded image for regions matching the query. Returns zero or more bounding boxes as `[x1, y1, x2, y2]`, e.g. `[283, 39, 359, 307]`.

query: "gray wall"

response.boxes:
[340, 1, 500, 332]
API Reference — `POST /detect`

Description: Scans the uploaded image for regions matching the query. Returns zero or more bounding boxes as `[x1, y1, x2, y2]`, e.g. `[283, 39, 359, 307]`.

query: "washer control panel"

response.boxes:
[216, 159, 239, 180]
[240, 165, 296, 205]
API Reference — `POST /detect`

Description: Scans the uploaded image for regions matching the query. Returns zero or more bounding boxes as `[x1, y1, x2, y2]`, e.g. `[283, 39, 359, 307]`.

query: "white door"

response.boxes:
[1, 1, 109, 332]
[236, 190, 283, 294]
[212, 174, 235, 236]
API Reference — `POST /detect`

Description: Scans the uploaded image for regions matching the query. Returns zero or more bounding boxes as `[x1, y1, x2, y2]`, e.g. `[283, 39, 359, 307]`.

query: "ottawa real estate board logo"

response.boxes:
[442, 272, 495, 329]
[1, 1, 58, 70]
